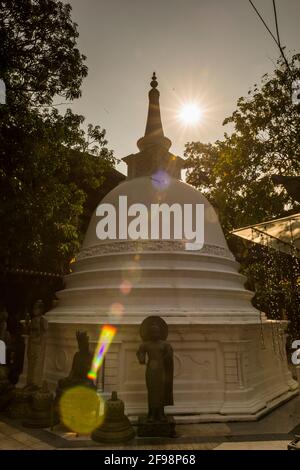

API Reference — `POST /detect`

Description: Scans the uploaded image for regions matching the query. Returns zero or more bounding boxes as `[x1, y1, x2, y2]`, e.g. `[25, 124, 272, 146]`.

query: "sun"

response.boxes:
[178, 103, 202, 125]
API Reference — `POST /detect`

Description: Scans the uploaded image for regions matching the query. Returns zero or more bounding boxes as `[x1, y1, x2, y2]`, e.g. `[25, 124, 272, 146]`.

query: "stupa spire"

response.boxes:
[137, 73, 172, 152]
[123, 73, 184, 180]
[144, 72, 164, 139]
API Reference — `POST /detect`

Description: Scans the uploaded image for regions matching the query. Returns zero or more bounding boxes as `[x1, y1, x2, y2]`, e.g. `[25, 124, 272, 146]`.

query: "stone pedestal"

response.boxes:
[23, 384, 55, 429]
[0, 366, 14, 411]
[0, 390, 13, 411]
[137, 416, 176, 437]
[23, 407, 54, 428]
[8, 388, 32, 419]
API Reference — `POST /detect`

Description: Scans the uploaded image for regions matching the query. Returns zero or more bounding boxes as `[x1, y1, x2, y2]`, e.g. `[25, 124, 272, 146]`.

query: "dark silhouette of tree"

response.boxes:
[0, 0, 88, 107]
[0, 0, 116, 274]
[185, 53, 300, 340]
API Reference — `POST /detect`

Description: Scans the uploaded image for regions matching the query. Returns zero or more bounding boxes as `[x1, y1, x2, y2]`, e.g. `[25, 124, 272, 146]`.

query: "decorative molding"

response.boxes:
[77, 241, 234, 260]
[173, 354, 182, 378]
[44, 321, 298, 420]
[55, 349, 68, 372]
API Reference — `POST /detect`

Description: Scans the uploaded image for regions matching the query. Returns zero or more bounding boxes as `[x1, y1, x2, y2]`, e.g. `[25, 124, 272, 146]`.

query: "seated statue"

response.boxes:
[56, 331, 94, 397]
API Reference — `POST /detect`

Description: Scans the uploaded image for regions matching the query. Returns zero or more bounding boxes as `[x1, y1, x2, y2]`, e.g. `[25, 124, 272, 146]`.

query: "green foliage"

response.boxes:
[0, 0, 115, 273]
[185, 54, 300, 338]
[0, 0, 88, 107]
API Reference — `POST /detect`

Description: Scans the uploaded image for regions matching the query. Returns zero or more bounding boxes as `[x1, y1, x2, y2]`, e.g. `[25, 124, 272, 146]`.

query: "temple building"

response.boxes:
[45, 74, 298, 421]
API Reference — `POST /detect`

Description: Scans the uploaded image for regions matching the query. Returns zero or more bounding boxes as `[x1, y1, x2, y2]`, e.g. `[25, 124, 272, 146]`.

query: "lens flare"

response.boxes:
[120, 280, 132, 295]
[59, 385, 104, 435]
[87, 324, 117, 380]
[151, 170, 171, 191]
[123, 261, 141, 285]
[110, 302, 124, 316]
[69, 257, 76, 273]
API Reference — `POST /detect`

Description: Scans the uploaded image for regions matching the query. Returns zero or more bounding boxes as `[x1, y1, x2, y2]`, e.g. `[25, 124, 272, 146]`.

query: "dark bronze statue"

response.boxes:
[54, 331, 94, 426]
[56, 331, 94, 397]
[137, 316, 174, 423]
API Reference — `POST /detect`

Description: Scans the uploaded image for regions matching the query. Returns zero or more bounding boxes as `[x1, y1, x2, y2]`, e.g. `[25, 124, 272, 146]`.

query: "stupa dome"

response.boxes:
[49, 73, 260, 325]
[83, 176, 227, 249]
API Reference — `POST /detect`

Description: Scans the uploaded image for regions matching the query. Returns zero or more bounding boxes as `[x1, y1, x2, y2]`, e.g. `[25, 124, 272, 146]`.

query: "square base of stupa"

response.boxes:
[44, 319, 298, 423]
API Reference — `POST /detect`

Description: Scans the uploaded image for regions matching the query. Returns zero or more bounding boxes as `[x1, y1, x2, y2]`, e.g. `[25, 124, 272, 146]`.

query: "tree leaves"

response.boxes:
[0, 1, 116, 274]
[0, 0, 88, 106]
[185, 54, 300, 337]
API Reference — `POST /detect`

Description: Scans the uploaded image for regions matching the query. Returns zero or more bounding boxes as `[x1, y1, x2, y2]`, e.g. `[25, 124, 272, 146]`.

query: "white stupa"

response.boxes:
[45, 74, 298, 421]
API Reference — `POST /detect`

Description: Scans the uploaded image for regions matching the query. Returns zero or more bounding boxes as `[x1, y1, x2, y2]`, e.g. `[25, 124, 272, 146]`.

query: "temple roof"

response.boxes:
[232, 212, 300, 258]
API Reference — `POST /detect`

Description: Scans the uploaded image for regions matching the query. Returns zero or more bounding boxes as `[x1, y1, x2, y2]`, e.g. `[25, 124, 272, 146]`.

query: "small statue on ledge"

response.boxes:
[8, 300, 47, 418]
[56, 331, 94, 399]
[137, 316, 175, 437]
[25, 299, 48, 391]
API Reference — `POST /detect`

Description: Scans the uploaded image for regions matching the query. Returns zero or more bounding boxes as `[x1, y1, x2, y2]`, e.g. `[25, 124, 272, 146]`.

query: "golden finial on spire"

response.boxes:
[150, 72, 158, 89]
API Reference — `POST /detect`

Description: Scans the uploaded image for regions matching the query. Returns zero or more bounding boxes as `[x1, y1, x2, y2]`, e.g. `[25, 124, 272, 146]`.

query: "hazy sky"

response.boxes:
[65, 0, 300, 174]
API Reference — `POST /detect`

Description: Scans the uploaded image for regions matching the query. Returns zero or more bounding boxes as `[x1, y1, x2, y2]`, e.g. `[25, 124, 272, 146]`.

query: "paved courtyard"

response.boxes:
[0, 394, 299, 450]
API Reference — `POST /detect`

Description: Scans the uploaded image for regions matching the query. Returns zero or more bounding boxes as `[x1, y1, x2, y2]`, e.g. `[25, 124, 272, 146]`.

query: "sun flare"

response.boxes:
[178, 103, 202, 125]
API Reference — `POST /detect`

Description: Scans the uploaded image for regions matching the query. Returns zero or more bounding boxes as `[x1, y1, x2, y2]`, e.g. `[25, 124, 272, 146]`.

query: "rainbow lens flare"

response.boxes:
[87, 324, 117, 380]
